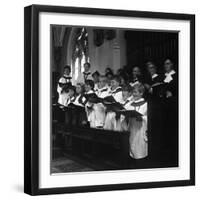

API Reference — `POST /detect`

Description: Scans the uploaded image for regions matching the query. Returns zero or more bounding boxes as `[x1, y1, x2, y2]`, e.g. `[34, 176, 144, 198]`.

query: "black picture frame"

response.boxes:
[24, 4, 195, 195]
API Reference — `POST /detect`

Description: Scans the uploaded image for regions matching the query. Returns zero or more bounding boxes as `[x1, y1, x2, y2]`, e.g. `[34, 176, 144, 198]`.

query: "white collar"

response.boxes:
[133, 98, 145, 103]
[111, 86, 121, 93]
[63, 74, 71, 78]
[127, 96, 134, 101]
[99, 85, 108, 91]
[83, 71, 91, 75]
[164, 70, 176, 83]
[129, 81, 139, 87]
[152, 73, 158, 79]
[124, 96, 134, 103]
[165, 70, 176, 76]
[85, 90, 94, 94]
[76, 94, 81, 98]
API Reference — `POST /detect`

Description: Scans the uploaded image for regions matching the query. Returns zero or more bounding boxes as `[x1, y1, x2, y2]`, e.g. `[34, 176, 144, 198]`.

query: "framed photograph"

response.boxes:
[24, 4, 195, 195]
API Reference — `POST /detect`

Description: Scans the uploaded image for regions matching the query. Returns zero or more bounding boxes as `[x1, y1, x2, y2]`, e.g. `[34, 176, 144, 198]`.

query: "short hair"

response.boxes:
[111, 75, 121, 83]
[105, 67, 113, 74]
[146, 61, 155, 66]
[84, 62, 91, 68]
[68, 85, 76, 93]
[164, 58, 174, 65]
[85, 79, 94, 89]
[105, 71, 113, 77]
[132, 83, 145, 95]
[92, 71, 100, 77]
[146, 61, 157, 70]
[64, 65, 71, 72]
[132, 66, 141, 71]
[62, 83, 73, 93]
[76, 83, 85, 93]
[117, 68, 123, 74]
[122, 85, 133, 93]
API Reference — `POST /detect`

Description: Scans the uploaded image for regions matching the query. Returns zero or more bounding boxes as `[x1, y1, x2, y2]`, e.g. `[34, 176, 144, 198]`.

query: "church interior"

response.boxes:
[51, 25, 178, 173]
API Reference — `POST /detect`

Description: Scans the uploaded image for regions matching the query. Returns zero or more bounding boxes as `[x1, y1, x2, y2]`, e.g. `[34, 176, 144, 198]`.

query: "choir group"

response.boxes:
[55, 59, 177, 160]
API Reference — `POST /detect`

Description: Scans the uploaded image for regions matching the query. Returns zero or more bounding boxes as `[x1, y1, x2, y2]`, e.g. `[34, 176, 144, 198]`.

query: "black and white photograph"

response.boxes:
[51, 25, 179, 173]
[24, 5, 195, 195]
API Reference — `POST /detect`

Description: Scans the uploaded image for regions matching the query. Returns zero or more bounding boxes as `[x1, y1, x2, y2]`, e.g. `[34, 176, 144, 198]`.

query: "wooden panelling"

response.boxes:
[125, 31, 178, 73]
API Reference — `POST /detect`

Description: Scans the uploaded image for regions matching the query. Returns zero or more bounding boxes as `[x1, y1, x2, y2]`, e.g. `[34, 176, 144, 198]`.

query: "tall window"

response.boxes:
[72, 28, 89, 82]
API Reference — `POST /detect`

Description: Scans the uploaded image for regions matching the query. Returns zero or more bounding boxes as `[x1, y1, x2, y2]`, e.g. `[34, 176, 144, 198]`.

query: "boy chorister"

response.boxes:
[95, 75, 110, 98]
[84, 80, 96, 127]
[63, 86, 76, 126]
[57, 65, 72, 88]
[114, 85, 134, 131]
[104, 76, 124, 130]
[78, 62, 93, 84]
[72, 83, 87, 107]
[62, 65, 72, 82]
[69, 83, 87, 126]
[108, 75, 124, 104]
[64, 86, 76, 106]
[92, 71, 100, 93]
[57, 77, 68, 106]
[84, 80, 95, 95]
[92, 75, 110, 128]
[84, 80, 107, 128]
[57, 65, 72, 105]
[125, 83, 148, 160]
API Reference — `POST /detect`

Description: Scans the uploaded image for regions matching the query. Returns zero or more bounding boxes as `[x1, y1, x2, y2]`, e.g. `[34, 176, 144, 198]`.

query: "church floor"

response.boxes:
[51, 148, 126, 173]
[51, 150, 178, 174]
[51, 156, 93, 173]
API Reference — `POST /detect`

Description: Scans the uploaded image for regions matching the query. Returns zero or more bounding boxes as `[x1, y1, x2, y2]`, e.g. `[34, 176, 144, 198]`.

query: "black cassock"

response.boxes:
[147, 73, 178, 167]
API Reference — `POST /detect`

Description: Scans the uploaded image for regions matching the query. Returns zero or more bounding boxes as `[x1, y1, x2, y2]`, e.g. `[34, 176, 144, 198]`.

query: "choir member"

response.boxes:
[105, 68, 114, 86]
[163, 58, 177, 98]
[122, 85, 135, 108]
[129, 66, 143, 87]
[103, 76, 124, 130]
[58, 65, 72, 84]
[92, 71, 100, 93]
[69, 83, 88, 126]
[128, 84, 148, 163]
[120, 83, 148, 160]
[109, 75, 124, 104]
[84, 79, 95, 94]
[145, 62, 163, 85]
[144, 61, 163, 95]
[63, 86, 76, 126]
[85, 75, 110, 128]
[116, 68, 123, 76]
[57, 65, 73, 104]
[105, 72, 114, 86]
[73, 83, 87, 107]
[84, 79, 96, 123]
[79, 62, 93, 83]
[161, 59, 178, 164]
[57, 82, 70, 106]
[64, 85, 76, 106]
[105, 67, 113, 75]
[115, 85, 134, 131]
[96, 75, 110, 98]
[57, 76, 66, 101]
[84, 79, 106, 128]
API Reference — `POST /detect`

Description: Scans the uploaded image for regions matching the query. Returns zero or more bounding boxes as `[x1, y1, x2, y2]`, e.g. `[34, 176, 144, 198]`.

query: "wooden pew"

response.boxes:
[56, 125, 130, 168]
